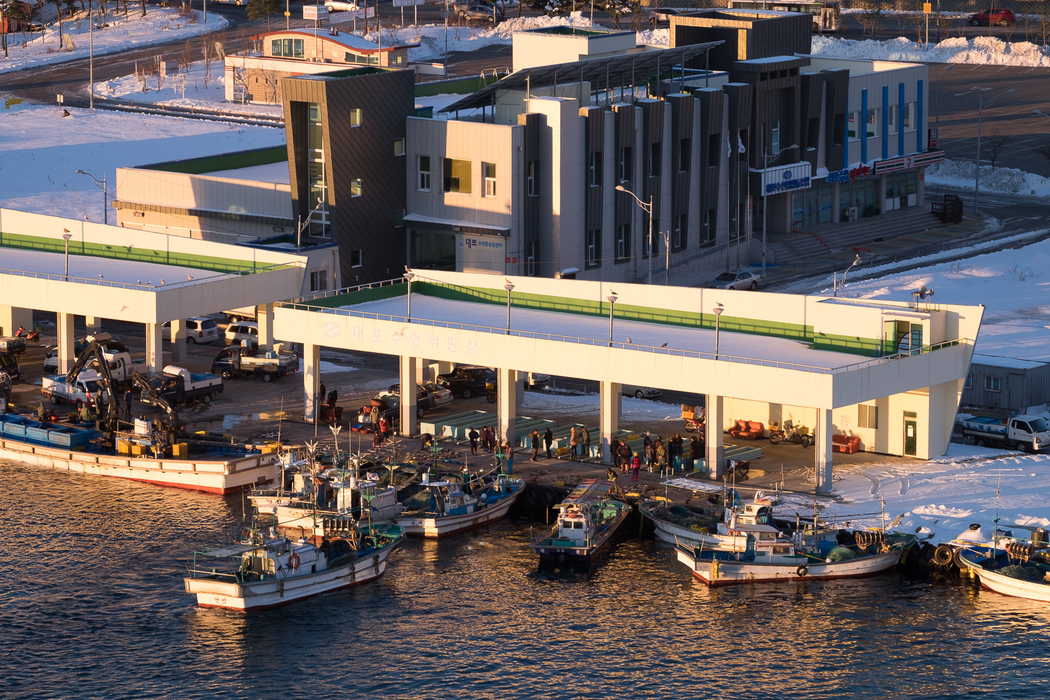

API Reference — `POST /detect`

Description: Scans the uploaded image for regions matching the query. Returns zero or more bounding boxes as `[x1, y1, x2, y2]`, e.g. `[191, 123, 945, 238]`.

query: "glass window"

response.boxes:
[482, 162, 496, 197]
[525, 241, 537, 276]
[615, 223, 629, 263]
[859, 404, 878, 429]
[309, 269, 328, 292]
[887, 106, 898, 135]
[350, 249, 363, 268]
[847, 111, 859, 139]
[271, 39, 282, 56]
[351, 178, 362, 197]
[585, 229, 601, 269]
[866, 109, 878, 137]
[965, 373, 973, 389]
[771, 121, 780, 154]
[618, 147, 631, 182]
[588, 152, 602, 187]
[394, 138, 405, 157]
[649, 144, 661, 177]
[679, 139, 690, 172]
[985, 375, 1001, 392]
[443, 158, 471, 194]
[349, 108, 362, 127]
[673, 213, 686, 250]
[903, 102, 915, 131]
[418, 155, 430, 191]
[526, 161, 537, 197]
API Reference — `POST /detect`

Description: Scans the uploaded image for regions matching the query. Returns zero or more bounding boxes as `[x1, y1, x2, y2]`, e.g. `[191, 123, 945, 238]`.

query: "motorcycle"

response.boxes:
[768, 420, 812, 448]
[683, 405, 705, 433]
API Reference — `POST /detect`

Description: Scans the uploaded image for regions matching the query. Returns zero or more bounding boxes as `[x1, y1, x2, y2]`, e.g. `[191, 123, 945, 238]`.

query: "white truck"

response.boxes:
[957, 414, 1050, 452]
[44, 340, 144, 385]
[150, 365, 224, 406]
[42, 370, 110, 408]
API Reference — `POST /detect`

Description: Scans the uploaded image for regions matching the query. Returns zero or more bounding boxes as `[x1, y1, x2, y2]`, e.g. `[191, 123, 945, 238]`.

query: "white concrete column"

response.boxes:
[599, 380, 621, 463]
[145, 322, 163, 376]
[414, 358, 427, 385]
[57, 312, 75, 374]
[170, 319, 186, 363]
[257, 303, 274, 350]
[399, 355, 418, 436]
[0, 306, 32, 338]
[430, 361, 452, 383]
[85, 316, 102, 334]
[303, 342, 320, 422]
[498, 367, 518, 446]
[705, 394, 724, 480]
[815, 407, 834, 494]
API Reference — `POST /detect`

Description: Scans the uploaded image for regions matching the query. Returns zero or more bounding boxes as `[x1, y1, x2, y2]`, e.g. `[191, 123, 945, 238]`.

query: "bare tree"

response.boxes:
[201, 40, 213, 87]
[1040, 5, 1050, 47]
[1035, 139, 1050, 161]
[981, 128, 1011, 170]
[179, 38, 193, 71]
[856, 2, 882, 38]
[232, 65, 250, 104]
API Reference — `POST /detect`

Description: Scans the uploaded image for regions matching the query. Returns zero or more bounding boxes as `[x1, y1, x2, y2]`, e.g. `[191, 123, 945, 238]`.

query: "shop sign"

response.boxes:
[761, 162, 812, 195]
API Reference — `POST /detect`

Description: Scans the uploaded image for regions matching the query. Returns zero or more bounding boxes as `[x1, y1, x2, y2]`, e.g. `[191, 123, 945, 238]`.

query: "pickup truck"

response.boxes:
[0, 337, 26, 356]
[957, 414, 1050, 452]
[42, 371, 110, 407]
[150, 365, 224, 406]
[211, 346, 297, 382]
[46, 341, 144, 386]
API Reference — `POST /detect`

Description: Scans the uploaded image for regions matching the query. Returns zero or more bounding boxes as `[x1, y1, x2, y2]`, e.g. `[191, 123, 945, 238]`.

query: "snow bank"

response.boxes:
[925, 159, 1050, 197]
[812, 34, 1050, 68]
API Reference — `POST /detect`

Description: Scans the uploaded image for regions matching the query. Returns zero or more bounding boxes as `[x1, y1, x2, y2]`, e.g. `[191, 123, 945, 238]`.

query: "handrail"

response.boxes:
[276, 298, 972, 375]
[0, 261, 303, 291]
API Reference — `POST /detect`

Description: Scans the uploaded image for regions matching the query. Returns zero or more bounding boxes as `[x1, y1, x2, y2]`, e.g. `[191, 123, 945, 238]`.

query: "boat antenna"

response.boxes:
[277, 395, 284, 446]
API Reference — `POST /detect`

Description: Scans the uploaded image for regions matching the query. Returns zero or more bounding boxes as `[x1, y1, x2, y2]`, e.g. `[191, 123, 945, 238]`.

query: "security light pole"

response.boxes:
[713, 303, 724, 360]
[606, 291, 618, 347]
[62, 231, 73, 281]
[504, 280, 514, 334]
[75, 169, 108, 225]
[615, 185, 655, 285]
[404, 270, 415, 320]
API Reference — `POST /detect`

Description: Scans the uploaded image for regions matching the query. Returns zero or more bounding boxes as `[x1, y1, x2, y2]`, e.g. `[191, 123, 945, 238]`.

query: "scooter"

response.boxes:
[768, 420, 812, 448]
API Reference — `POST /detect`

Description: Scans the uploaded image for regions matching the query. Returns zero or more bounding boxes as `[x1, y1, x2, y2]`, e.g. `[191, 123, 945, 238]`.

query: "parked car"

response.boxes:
[324, 1, 359, 11]
[710, 270, 760, 291]
[622, 385, 661, 399]
[0, 354, 21, 382]
[968, 8, 1015, 25]
[437, 366, 496, 399]
[163, 316, 220, 344]
[0, 337, 26, 356]
[358, 392, 417, 425]
[225, 321, 259, 347]
[457, 3, 502, 21]
[525, 372, 550, 391]
[387, 382, 452, 410]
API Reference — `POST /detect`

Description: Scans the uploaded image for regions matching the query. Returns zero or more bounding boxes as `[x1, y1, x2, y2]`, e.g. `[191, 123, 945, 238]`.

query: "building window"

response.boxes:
[888, 107, 898, 135]
[866, 109, 878, 137]
[526, 161, 538, 197]
[903, 102, 916, 131]
[351, 178, 362, 197]
[615, 224, 629, 263]
[985, 375, 1001, 392]
[648, 144, 661, 177]
[618, 147, 632, 182]
[858, 404, 878, 429]
[418, 155, 431, 191]
[673, 213, 686, 250]
[847, 111, 860, 139]
[350, 249, 363, 268]
[965, 373, 973, 389]
[482, 162, 496, 197]
[393, 54, 403, 64]
[771, 121, 780, 155]
[307, 103, 329, 238]
[394, 138, 405, 156]
[273, 38, 304, 58]
[525, 241, 537, 276]
[585, 229, 601, 269]
[394, 208, 405, 227]
[309, 269, 328, 292]
[679, 139, 690, 172]
[443, 158, 471, 194]
[588, 152, 602, 187]
[349, 108, 362, 127]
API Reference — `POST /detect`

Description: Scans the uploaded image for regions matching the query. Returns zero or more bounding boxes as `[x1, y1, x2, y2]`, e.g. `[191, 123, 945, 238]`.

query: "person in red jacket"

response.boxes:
[631, 452, 641, 482]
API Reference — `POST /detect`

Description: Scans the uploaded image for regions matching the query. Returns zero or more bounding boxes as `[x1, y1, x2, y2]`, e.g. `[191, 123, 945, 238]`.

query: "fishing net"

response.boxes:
[826, 546, 857, 563]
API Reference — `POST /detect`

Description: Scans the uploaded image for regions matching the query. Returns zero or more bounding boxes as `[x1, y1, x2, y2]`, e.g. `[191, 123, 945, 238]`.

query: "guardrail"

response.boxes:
[0, 261, 304, 292]
[277, 298, 972, 375]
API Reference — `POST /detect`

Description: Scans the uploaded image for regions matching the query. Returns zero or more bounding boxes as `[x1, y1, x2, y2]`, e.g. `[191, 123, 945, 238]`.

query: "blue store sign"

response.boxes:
[761, 161, 813, 195]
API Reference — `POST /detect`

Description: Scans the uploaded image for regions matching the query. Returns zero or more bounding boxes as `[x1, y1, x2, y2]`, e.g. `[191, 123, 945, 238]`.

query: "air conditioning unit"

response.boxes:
[847, 206, 859, 222]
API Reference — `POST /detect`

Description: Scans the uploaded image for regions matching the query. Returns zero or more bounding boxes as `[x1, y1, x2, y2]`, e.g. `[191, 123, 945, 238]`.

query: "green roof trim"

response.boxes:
[143, 146, 288, 175]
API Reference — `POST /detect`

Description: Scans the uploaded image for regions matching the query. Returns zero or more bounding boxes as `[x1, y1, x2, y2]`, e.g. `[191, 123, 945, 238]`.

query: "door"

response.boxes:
[1007, 371, 1024, 411]
[904, 412, 917, 456]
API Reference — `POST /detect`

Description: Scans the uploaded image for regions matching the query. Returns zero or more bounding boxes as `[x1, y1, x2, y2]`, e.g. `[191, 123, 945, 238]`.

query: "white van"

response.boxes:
[163, 317, 220, 344]
[225, 322, 259, 347]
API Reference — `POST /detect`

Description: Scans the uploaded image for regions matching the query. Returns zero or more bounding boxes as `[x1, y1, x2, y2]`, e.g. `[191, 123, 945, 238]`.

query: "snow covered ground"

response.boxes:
[925, 158, 1050, 198]
[812, 34, 1050, 68]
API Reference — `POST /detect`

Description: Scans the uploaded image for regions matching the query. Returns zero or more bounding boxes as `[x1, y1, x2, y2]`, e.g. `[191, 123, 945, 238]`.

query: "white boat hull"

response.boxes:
[185, 547, 394, 612]
[1, 436, 277, 494]
[649, 517, 748, 551]
[962, 561, 1050, 602]
[396, 488, 521, 538]
[676, 548, 904, 586]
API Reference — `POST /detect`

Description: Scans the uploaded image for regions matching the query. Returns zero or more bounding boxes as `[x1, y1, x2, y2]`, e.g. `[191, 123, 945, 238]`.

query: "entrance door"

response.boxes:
[904, 411, 917, 456]
[1007, 371, 1024, 411]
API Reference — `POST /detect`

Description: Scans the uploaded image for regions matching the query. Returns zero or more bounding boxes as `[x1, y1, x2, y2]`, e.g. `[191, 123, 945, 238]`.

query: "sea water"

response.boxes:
[1, 458, 1048, 699]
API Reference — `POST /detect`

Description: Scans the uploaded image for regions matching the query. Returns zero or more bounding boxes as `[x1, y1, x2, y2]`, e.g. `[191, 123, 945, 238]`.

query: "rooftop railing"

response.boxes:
[0, 261, 303, 292]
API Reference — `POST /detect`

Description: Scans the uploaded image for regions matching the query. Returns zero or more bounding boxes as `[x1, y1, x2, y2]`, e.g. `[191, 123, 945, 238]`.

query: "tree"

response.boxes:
[856, 2, 882, 38]
[246, 0, 280, 31]
[1035, 139, 1050, 161]
[3, 0, 32, 48]
[981, 128, 1011, 170]
[601, 0, 632, 29]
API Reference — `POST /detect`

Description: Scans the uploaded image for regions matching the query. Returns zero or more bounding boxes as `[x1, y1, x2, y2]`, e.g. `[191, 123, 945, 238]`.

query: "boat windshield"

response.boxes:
[1030, 418, 1049, 432]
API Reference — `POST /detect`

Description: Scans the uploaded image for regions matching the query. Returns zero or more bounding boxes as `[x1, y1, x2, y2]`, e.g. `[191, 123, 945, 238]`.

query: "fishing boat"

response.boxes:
[639, 489, 784, 552]
[395, 472, 524, 538]
[531, 479, 630, 565]
[676, 528, 916, 586]
[184, 523, 404, 612]
[958, 542, 1050, 602]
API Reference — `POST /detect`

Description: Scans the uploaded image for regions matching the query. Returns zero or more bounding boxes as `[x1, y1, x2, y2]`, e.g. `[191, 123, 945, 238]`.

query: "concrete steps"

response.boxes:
[768, 207, 943, 265]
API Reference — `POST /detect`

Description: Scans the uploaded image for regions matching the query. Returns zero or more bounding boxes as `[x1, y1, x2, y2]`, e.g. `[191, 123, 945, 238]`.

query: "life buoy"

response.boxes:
[796, 564, 808, 577]
[288, 552, 301, 570]
[932, 545, 954, 568]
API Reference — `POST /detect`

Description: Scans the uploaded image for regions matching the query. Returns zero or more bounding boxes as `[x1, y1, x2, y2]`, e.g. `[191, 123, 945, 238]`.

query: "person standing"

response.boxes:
[569, 427, 579, 461]
[504, 441, 515, 474]
[688, 436, 701, 472]
[655, 438, 666, 475]
[380, 416, 391, 443]
[631, 452, 641, 482]
[618, 442, 631, 474]
[468, 427, 479, 456]
[581, 426, 591, 461]
[670, 433, 683, 473]
[646, 435, 658, 472]
[530, 429, 540, 462]
[123, 389, 132, 419]
[543, 427, 554, 459]
[611, 436, 621, 470]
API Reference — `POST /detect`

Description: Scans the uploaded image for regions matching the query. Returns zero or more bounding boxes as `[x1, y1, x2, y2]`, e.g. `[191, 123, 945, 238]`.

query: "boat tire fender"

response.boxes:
[796, 564, 808, 578]
[933, 544, 954, 568]
[288, 552, 301, 571]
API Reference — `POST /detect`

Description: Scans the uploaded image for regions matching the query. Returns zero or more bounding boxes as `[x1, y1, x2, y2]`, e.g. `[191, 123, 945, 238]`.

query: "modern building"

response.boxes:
[961, 354, 1050, 413]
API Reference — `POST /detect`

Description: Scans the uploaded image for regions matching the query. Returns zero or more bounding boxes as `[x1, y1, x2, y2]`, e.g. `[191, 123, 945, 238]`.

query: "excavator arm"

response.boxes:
[132, 371, 180, 433]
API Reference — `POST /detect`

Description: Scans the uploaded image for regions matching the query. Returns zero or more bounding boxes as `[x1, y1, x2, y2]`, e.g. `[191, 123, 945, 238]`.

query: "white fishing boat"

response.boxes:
[640, 490, 785, 552]
[395, 472, 524, 538]
[184, 523, 404, 612]
[676, 529, 916, 586]
[957, 536, 1050, 602]
[271, 476, 404, 536]
[531, 479, 629, 565]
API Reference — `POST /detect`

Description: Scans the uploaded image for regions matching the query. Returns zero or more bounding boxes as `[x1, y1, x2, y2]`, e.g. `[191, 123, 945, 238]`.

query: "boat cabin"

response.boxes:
[427, 481, 478, 517]
[556, 505, 593, 544]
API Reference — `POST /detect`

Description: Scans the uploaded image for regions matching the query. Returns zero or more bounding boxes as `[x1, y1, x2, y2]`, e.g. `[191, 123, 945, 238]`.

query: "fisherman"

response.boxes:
[631, 452, 641, 482]
[543, 427, 554, 459]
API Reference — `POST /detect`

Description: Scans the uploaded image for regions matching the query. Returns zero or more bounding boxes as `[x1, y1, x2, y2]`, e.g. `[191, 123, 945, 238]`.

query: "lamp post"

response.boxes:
[957, 87, 1013, 215]
[615, 184, 657, 285]
[606, 291, 618, 347]
[296, 197, 325, 252]
[62, 231, 72, 281]
[503, 279, 514, 334]
[833, 254, 861, 297]
[403, 270, 415, 320]
[713, 303, 724, 360]
[75, 169, 107, 225]
[757, 144, 798, 276]
[87, 0, 94, 110]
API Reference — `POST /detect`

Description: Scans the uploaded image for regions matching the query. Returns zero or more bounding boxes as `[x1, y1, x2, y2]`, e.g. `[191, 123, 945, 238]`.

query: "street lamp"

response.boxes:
[296, 197, 325, 252]
[606, 291, 618, 347]
[88, 0, 94, 110]
[615, 184, 662, 285]
[403, 269, 415, 320]
[503, 279, 514, 334]
[75, 169, 108, 225]
[757, 145, 798, 276]
[62, 230, 72, 281]
[956, 87, 1013, 215]
[833, 254, 861, 297]
[712, 303, 724, 360]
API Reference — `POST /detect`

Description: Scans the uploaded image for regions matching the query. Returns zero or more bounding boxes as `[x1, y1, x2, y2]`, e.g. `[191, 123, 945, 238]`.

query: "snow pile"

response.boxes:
[0, 8, 229, 75]
[811, 34, 1050, 68]
[925, 158, 1050, 197]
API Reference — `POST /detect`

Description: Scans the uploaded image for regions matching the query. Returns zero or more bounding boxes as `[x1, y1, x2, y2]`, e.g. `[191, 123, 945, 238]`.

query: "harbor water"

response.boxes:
[2, 458, 1049, 700]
